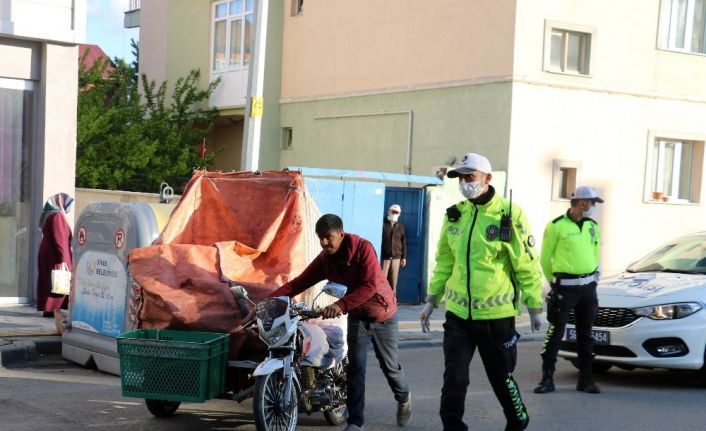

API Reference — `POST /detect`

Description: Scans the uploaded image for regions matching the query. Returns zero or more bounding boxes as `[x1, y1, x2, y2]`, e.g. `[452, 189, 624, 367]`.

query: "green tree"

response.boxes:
[76, 46, 220, 193]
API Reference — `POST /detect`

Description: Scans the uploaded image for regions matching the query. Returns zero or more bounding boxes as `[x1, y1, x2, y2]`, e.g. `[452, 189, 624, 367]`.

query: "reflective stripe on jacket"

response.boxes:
[427, 190, 543, 320]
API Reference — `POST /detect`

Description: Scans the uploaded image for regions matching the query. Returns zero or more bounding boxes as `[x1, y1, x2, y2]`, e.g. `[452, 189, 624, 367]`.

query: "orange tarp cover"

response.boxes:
[128, 170, 322, 359]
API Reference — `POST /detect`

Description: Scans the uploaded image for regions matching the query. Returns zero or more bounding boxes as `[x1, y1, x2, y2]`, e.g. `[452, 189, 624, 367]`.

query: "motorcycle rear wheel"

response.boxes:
[324, 358, 348, 425]
[324, 405, 348, 425]
[144, 399, 181, 417]
[253, 370, 299, 431]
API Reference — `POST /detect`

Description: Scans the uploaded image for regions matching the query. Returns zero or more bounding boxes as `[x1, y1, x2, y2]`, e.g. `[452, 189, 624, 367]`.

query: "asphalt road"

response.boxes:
[1, 340, 705, 431]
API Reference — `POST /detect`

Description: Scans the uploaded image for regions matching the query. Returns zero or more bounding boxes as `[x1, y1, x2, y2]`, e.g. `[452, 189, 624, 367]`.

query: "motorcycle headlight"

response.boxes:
[632, 302, 703, 320]
[261, 322, 288, 345]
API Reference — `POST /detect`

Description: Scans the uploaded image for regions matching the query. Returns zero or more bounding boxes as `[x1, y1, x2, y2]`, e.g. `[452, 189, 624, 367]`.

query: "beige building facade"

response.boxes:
[280, 0, 706, 276]
[0, 0, 86, 303]
[136, 0, 706, 277]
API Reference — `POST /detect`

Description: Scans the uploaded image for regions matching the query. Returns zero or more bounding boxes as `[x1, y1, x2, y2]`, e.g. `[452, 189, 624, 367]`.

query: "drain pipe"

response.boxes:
[314, 110, 414, 175]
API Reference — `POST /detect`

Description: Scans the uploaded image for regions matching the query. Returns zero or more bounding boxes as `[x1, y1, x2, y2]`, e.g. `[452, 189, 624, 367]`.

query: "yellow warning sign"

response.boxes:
[251, 97, 264, 119]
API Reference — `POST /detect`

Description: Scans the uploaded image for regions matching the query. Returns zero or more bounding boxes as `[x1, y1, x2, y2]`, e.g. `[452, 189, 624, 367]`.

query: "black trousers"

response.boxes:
[440, 312, 528, 431]
[540, 282, 598, 374]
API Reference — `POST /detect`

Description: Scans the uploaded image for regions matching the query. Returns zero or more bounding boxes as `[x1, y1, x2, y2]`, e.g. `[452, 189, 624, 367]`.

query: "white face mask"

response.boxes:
[387, 214, 399, 222]
[582, 206, 596, 218]
[459, 180, 485, 200]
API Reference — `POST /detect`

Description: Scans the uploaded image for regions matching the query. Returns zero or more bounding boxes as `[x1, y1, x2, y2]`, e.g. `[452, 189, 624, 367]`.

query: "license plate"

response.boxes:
[565, 327, 610, 345]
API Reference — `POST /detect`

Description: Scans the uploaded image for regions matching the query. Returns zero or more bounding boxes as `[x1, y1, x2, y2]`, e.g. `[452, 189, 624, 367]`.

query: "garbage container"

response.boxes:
[62, 202, 173, 375]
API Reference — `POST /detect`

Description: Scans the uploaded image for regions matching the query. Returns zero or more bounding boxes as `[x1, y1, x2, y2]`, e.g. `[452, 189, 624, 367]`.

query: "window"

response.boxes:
[291, 0, 304, 16]
[551, 160, 581, 200]
[212, 0, 255, 71]
[0, 79, 34, 297]
[544, 21, 594, 76]
[281, 127, 293, 150]
[649, 137, 704, 203]
[662, 0, 706, 54]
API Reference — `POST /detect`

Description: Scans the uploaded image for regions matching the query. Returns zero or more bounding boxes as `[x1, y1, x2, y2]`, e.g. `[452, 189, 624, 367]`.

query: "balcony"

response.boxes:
[124, 0, 140, 29]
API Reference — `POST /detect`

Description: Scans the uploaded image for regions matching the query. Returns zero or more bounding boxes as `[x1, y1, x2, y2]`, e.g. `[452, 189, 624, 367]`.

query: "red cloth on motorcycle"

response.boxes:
[128, 170, 318, 359]
[271, 233, 398, 323]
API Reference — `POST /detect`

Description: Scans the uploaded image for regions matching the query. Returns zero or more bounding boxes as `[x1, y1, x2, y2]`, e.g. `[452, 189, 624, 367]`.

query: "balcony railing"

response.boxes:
[124, 0, 141, 28]
[126, 0, 141, 12]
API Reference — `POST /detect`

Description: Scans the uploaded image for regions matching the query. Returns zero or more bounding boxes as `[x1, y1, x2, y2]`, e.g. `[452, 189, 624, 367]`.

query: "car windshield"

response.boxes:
[627, 234, 706, 274]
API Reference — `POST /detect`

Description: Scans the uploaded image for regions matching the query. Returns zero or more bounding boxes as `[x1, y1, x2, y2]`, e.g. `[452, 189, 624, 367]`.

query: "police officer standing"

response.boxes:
[419, 152, 543, 431]
[534, 186, 603, 395]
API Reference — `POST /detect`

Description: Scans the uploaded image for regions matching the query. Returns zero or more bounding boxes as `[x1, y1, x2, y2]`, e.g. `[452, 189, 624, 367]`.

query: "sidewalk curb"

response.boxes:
[397, 328, 547, 345]
[0, 336, 62, 368]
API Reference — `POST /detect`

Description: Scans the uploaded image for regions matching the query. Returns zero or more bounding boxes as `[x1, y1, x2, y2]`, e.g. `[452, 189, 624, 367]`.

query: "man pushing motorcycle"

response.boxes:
[270, 213, 412, 431]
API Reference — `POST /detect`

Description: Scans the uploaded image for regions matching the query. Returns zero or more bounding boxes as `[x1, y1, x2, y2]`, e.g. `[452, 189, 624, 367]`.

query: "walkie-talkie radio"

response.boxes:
[500, 189, 512, 242]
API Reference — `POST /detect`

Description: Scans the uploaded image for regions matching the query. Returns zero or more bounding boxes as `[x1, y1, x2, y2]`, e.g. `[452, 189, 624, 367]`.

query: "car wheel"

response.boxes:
[570, 359, 613, 373]
[698, 365, 706, 387]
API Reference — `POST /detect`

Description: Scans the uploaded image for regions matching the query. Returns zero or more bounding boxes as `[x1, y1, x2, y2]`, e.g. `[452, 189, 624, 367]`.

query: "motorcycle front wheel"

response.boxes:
[253, 370, 299, 431]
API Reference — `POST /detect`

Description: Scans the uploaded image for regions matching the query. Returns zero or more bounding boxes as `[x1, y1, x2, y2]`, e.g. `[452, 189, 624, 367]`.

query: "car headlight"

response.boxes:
[261, 323, 288, 345]
[632, 302, 703, 320]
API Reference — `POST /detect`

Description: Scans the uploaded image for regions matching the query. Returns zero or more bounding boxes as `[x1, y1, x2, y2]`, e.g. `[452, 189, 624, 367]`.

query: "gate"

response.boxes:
[303, 177, 386, 258]
[384, 187, 426, 304]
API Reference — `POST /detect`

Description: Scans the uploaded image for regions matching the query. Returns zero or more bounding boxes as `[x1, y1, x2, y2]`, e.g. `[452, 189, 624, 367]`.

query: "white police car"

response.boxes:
[558, 232, 706, 380]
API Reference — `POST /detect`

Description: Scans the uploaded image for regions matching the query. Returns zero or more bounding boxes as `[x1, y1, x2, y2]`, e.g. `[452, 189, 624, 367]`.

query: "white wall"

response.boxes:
[137, 0, 168, 87]
[40, 43, 79, 226]
[508, 82, 706, 276]
[0, 0, 86, 43]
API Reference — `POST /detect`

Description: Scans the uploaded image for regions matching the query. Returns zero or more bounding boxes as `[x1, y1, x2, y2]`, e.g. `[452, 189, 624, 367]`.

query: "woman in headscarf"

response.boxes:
[37, 193, 74, 317]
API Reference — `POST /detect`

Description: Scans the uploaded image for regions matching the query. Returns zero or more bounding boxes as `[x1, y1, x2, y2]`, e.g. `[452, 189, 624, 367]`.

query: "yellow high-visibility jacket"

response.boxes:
[540, 211, 601, 282]
[428, 189, 543, 320]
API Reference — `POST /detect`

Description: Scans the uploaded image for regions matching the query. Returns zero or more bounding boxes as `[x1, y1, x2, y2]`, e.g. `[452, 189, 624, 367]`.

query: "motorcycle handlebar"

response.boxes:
[297, 308, 321, 319]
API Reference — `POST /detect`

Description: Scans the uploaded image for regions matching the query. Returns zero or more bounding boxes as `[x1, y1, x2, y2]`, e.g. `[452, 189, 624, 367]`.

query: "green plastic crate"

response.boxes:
[117, 329, 229, 403]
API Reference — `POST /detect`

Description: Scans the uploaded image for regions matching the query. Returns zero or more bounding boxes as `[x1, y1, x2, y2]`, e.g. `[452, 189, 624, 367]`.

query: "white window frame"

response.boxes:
[658, 0, 706, 55]
[645, 131, 705, 204]
[211, 0, 255, 72]
[551, 160, 582, 201]
[543, 20, 595, 77]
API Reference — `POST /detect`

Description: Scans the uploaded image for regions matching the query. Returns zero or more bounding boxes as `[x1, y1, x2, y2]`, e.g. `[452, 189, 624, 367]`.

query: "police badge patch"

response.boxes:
[527, 235, 536, 247]
[486, 224, 499, 240]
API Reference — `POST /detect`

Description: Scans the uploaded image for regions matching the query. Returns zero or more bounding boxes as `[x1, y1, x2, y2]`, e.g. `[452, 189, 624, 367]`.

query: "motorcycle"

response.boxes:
[233, 283, 349, 431]
[120, 283, 348, 429]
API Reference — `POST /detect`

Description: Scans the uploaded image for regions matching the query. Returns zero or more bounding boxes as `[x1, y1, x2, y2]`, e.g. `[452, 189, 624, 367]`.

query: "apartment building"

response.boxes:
[0, 0, 86, 303]
[135, 0, 706, 275]
[280, 0, 706, 274]
[135, 0, 284, 172]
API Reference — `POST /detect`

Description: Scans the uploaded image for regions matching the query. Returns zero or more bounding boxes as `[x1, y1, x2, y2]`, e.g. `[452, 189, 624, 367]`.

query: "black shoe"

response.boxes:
[505, 415, 529, 431]
[533, 372, 555, 394]
[576, 378, 601, 394]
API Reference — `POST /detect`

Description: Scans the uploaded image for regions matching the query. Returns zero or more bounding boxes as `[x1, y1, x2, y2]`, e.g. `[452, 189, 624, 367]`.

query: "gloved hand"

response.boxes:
[419, 295, 436, 333]
[528, 308, 543, 332]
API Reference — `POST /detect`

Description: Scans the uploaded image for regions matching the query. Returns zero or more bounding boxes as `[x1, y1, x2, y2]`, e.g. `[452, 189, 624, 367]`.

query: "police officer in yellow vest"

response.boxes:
[534, 186, 603, 395]
[419, 152, 543, 431]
